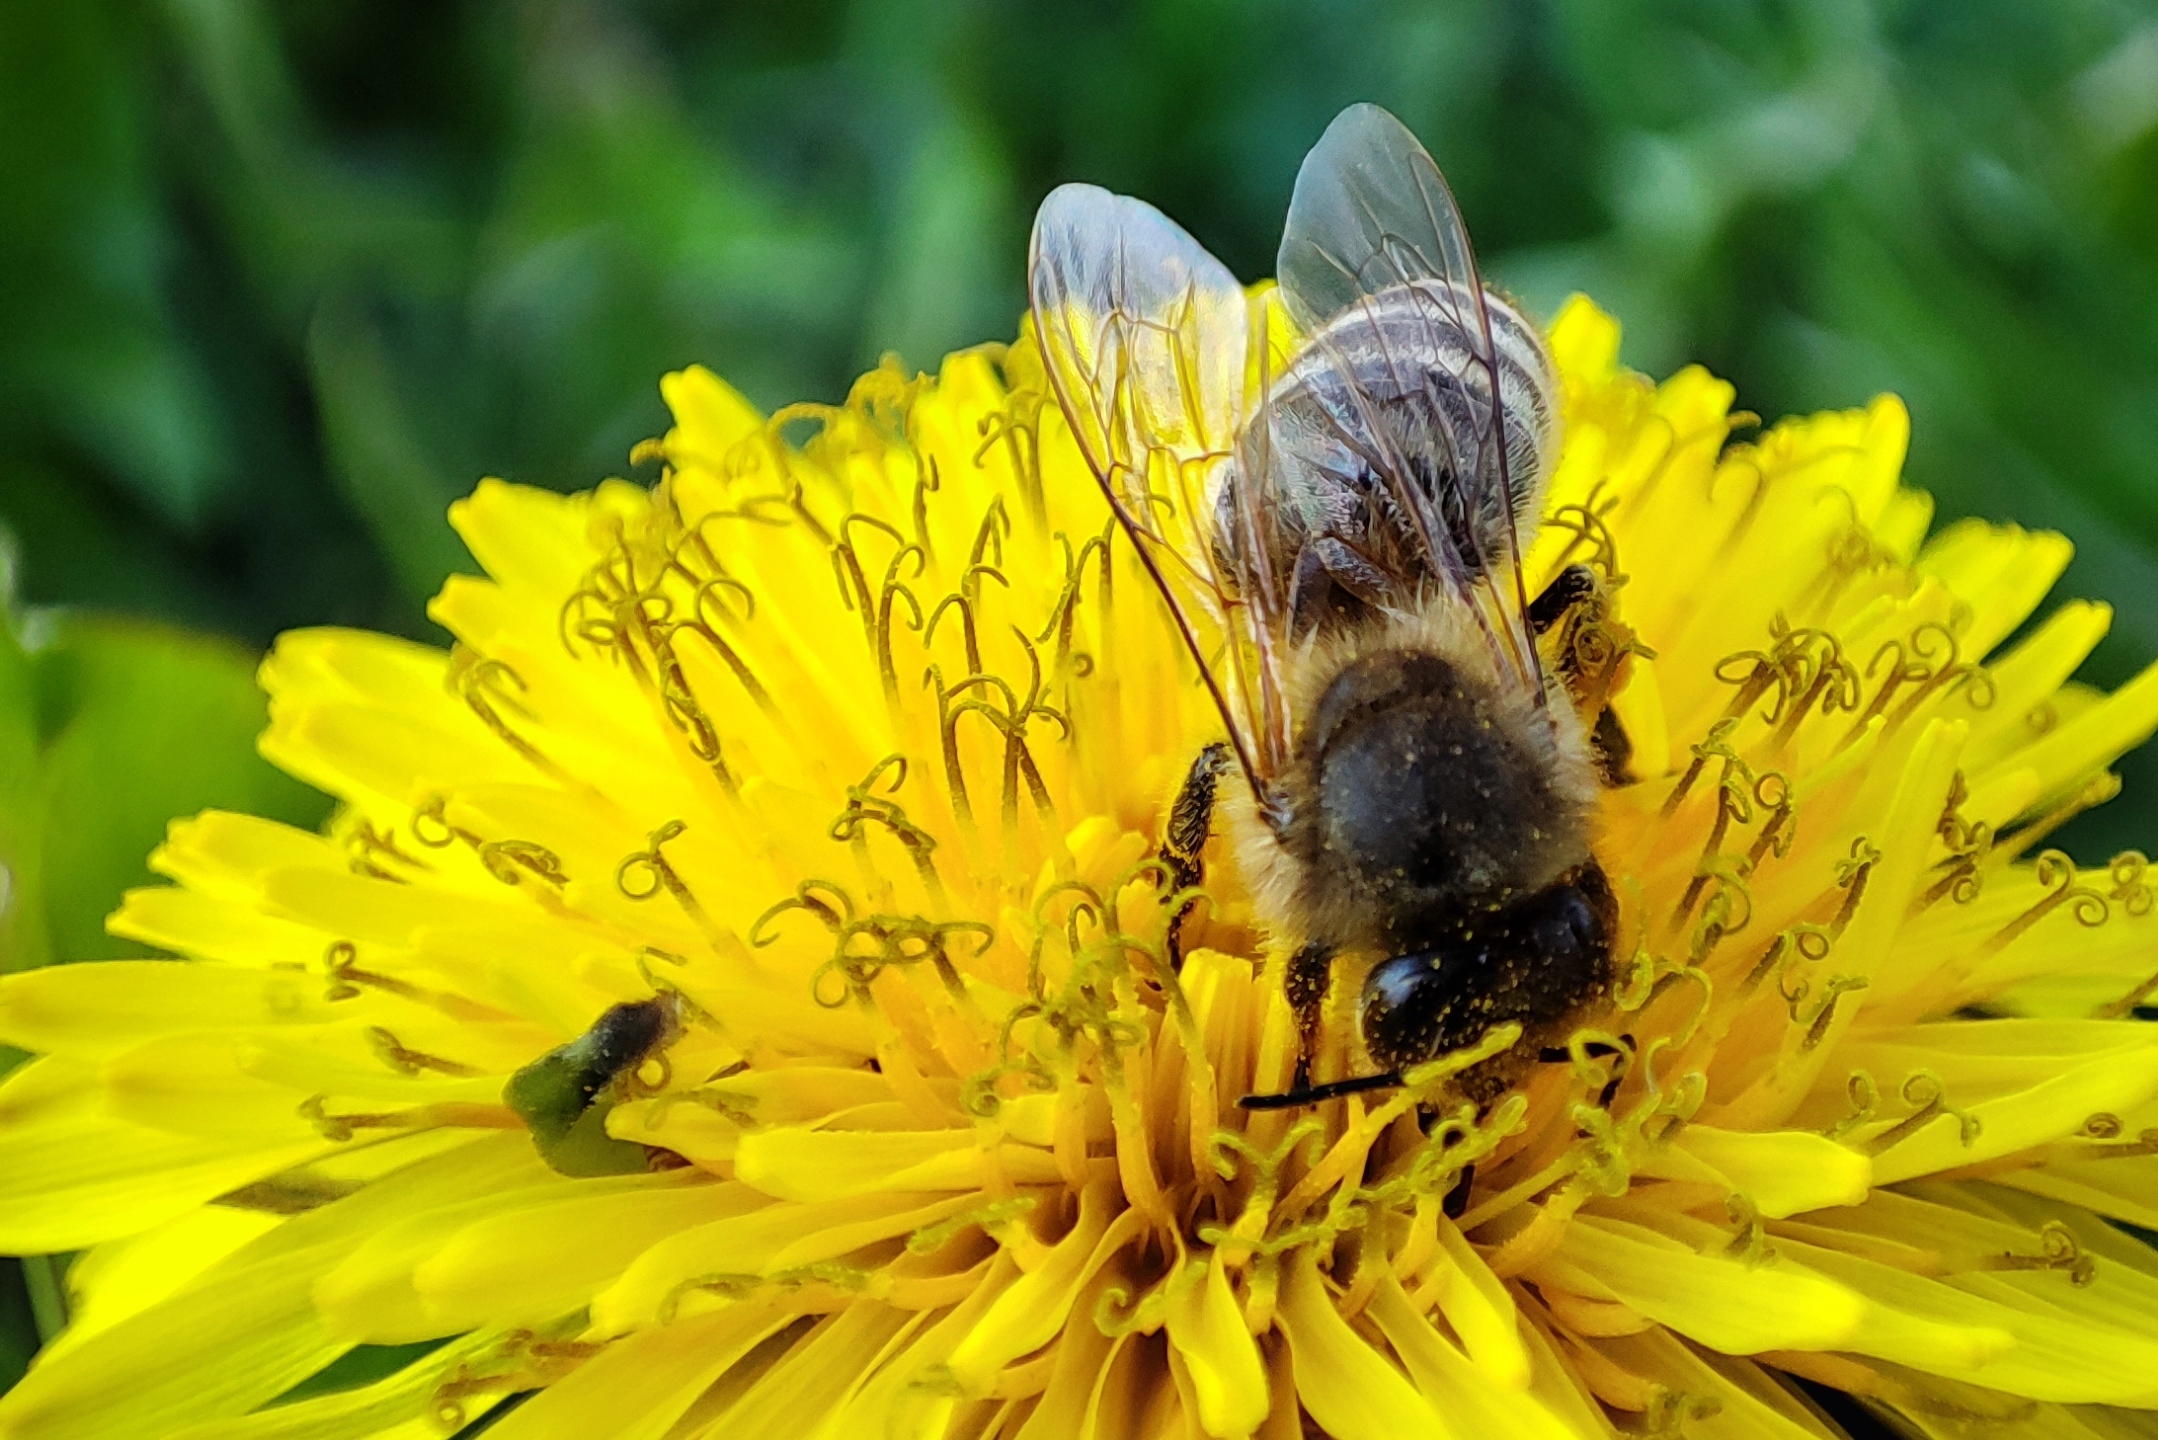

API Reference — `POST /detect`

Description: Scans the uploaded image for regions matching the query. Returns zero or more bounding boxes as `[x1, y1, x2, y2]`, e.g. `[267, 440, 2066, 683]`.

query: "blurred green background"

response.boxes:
[2, 0, 2158, 1409]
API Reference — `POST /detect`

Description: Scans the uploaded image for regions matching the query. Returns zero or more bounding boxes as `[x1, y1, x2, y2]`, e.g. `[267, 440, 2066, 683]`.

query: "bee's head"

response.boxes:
[1284, 647, 1593, 952]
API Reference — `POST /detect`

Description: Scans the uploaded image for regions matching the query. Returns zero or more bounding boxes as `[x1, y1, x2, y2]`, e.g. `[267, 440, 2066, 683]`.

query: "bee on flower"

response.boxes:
[3, 104, 2158, 1440]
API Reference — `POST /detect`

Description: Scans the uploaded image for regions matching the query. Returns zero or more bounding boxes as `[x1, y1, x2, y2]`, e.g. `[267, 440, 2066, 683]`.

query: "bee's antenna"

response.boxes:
[1238, 1070, 1404, 1109]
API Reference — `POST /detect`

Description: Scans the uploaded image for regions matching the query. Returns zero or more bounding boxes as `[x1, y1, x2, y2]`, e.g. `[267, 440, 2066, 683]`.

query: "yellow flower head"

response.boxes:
[4, 295, 2158, 1440]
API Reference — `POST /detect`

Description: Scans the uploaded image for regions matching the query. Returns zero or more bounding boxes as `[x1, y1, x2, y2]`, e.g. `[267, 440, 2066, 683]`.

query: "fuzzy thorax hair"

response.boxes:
[1219, 595, 1601, 962]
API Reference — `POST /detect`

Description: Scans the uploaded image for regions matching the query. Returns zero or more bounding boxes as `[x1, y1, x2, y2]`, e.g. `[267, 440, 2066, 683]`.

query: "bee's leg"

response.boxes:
[1536, 1034, 1634, 1109]
[1526, 562, 1599, 634]
[1589, 707, 1634, 786]
[1528, 563, 1636, 785]
[1283, 941, 1336, 1091]
[1442, 1162, 1476, 1219]
[1159, 742, 1231, 971]
[1596, 1033, 1636, 1108]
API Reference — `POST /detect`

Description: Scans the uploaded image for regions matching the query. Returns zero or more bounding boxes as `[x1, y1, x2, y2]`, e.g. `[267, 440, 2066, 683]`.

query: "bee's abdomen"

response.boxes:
[1225, 283, 1557, 633]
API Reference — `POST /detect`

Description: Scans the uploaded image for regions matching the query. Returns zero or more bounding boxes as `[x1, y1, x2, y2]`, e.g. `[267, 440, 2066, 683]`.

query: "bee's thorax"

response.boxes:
[1224, 608, 1601, 963]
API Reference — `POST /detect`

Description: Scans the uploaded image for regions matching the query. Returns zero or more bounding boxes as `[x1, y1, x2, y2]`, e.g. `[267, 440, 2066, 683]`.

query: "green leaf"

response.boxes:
[270, 1340, 452, 1407]
[0, 1261, 36, 1394]
[19, 612, 329, 966]
[0, 582, 47, 975]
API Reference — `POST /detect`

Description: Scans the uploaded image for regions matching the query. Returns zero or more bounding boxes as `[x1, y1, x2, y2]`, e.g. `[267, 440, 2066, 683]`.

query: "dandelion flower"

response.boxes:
[3, 294, 2158, 1440]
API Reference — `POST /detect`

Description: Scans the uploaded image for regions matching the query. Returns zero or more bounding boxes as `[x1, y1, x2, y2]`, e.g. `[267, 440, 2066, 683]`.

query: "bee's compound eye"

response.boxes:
[1527, 884, 1607, 962]
[1359, 950, 1461, 1074]
[1357, 876, 1613, 1074]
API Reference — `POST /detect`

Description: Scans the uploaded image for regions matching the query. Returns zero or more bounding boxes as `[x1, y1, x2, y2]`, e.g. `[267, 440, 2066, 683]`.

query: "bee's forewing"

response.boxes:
[1272, 103, 1546, 698]
[1029, 185, 1247, 508]
[1028, 184, 1285, 789]
[1275, 102, 1480, 331]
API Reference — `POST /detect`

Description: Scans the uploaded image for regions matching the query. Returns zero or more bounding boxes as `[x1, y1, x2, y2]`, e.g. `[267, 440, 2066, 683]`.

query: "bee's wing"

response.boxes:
[1029, 183, 1290, 790]
[1273, 103, 1545, 695]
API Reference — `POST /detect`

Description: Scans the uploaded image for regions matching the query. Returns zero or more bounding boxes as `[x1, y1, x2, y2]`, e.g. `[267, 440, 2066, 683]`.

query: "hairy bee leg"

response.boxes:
[1283, 941, 1335, 1091]
[1527, 562, 1637, 784]
[1526, 562, 1600, 634]
[1159, 743, 1231, 971]
[1590, 706, 1634, 786]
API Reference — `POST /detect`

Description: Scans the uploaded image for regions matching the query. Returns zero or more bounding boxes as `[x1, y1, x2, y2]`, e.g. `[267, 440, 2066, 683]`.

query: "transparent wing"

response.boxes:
[1029, 183, 1289, 791]
[1272, 103, 1546, 695]
[1276, 103, 1479, 333]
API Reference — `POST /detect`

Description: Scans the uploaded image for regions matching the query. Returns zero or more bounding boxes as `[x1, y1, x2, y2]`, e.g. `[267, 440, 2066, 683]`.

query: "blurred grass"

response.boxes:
[0, 0, 2152, 922]
[4, 1, 2156, 852]
[0, 0, 2154, 1422]
[0, 16, 2155, 916]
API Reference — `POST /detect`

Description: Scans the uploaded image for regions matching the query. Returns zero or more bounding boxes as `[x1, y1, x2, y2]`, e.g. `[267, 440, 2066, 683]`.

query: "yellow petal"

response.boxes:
[819, 1253, 1023, 1440]
[941, 1173, 1120, 1392]
[0, 963, 344, 1057]
[1005, 1276, 1119, 1440]
[703, 1302, 918, 1438]
[165, 1332, 498, 1440]
[98, 1031, 499, 1143]
[315, 1171, 655, 1343]
[1962, 600, 2111, 774]
[1915, 520, 2072, 658]
[412, 1173, 761, 1332]
[589, 1190, 977, 1333]
[1365, 1276, 1578, 1440]
[1425, 1213, 1529, 1389]
[44, 1206, 283, 1361]
[605, 1100, 742, 1167]
[1978, 658, 2158, 817]
[1589, 1327, 1839, 1438]
[1163, 1250, 1270, 1439]
[1773, 1230, 2158, 1404]
[1277, 1251, 1451, 1440]
[108, 885, 334, 970]
[1663, 1126, 1873, 1217]
[1997, 1157, 2158, 1233]
[1553, 1213, 1867, 1354]
[733, 1125, 1059, 1200]
[485, 1301, 797, 1440]
[1609, 653, 1672, 780]
[1548, 294, 1622, 385]
[0, 1058, 328, 1252]
[1857, 1031, 2158, 1185]
[661, 365, 766, 467]
[0, 1259, 343, 1440]
[149, 810, 341, 898]
[0, 1136, 537, 1438]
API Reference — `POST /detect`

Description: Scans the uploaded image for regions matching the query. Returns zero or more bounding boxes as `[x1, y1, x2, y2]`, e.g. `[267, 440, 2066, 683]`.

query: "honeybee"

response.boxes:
[1028, 104, 1627, 1107]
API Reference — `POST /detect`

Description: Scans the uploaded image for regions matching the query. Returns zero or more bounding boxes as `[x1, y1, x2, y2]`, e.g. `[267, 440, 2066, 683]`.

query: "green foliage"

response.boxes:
[0, 593, 328, 977]
[270, 1340, 451, 1408]
[22, 612, 330, 965]
[5, 0, 2156, 858]
[0, 1262, 33, 1397]
[0, 7, 2150, 1424]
